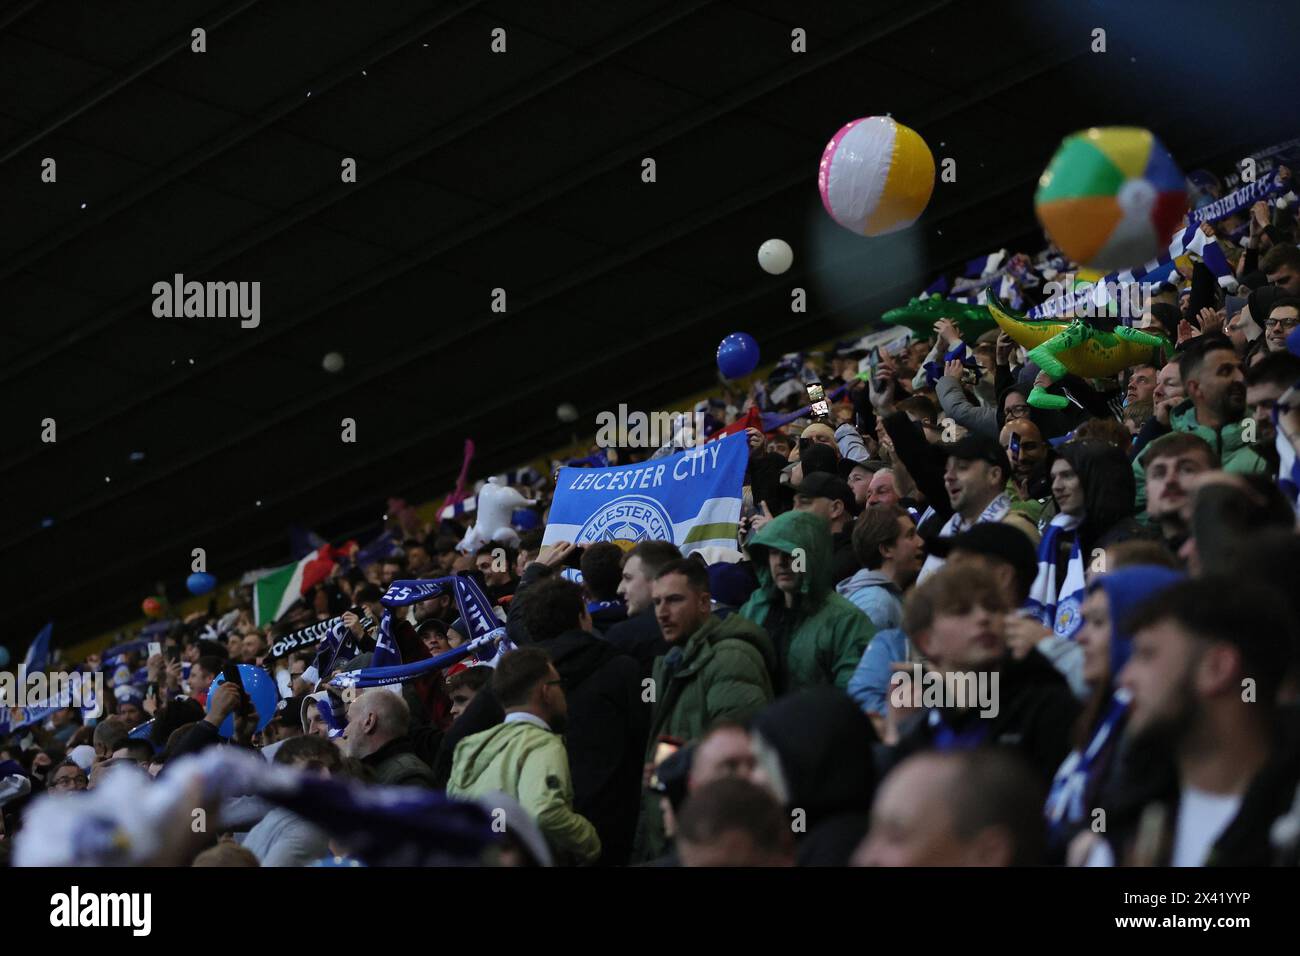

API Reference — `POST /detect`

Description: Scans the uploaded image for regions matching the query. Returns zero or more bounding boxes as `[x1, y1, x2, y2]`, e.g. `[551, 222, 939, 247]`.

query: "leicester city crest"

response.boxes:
[1054, 595, 1083, 638]
[575, 495, 674, 551]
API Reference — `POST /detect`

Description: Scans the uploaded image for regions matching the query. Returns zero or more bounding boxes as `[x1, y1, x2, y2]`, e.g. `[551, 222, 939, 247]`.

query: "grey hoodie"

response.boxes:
[835, 569, 904, 631]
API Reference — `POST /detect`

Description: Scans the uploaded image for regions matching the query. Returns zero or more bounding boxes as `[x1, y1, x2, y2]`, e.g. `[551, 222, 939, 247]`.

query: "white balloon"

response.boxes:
[322, 352, 345, 373]
[556, 403, 579, 423]
[757, 238, 793, 275]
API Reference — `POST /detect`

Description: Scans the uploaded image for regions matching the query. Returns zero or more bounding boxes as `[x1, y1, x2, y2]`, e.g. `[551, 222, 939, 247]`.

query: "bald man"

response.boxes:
[340, 688, 436, 787]
[799, 423, 838, 456]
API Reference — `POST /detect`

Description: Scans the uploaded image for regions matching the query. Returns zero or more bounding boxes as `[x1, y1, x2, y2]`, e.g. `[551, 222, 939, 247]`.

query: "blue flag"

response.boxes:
[543, 433, 747, 555]
[22, 622, 53, 673]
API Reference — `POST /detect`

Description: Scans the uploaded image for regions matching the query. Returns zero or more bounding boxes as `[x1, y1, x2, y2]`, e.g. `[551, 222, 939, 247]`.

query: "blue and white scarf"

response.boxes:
[1276, 390, 1300, 512]
[918, 493, 1012, 581]
[1187, 171, 1289, 225]
[1027, 513, 1086, 639]
[328, 577, 513, 692]
[1045, 689, 1130, 836]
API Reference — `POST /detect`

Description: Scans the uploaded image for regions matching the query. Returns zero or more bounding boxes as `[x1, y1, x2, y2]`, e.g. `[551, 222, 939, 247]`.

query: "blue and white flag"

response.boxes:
[22, 622, 53, 673]
[543, 433, 748, 554]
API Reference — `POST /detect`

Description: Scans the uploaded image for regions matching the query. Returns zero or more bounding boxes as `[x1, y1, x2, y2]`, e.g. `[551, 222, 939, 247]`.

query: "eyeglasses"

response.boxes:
[51, 775, 88, 790]
[1005, 405, 1032, 420]
[1264, 317, 1300, 331]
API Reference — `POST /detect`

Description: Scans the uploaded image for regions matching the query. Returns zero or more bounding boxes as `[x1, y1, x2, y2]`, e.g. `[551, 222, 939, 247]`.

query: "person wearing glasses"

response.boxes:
[48, 760, 88, 793]
[1263, 298, 1300, 354]
[447, 647, 600, 866]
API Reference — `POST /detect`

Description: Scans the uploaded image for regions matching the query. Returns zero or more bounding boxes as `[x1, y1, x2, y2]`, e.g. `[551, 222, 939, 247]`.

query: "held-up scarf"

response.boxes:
[1044, 689, 1130, 837]
[917, 493, 1012, 581]
[328, 576, 514, 692]
[1026, 513, 1087, 639]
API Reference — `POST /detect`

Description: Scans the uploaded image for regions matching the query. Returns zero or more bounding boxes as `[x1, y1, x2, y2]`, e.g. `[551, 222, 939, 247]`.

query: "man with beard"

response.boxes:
[1141, 433, 1217, 555]
[1133, 336, 1267, 510]
[1085, 579, 1296, 866]
[998, 418, 1051, 524]
[447, 647, 601, 865]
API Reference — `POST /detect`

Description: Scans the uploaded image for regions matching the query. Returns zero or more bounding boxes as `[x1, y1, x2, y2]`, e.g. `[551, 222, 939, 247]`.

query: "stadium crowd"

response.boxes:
[4, 158, 1300, 868]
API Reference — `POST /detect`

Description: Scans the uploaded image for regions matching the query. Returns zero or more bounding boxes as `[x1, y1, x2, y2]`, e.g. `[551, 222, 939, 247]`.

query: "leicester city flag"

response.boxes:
[543, 432, 747, 555]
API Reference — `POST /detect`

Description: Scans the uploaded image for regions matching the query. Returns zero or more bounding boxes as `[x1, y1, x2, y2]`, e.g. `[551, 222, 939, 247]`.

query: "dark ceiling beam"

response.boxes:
[0, 0, 47, 33]
[0, 0, 487, 290]
[0, 0, 263, 165]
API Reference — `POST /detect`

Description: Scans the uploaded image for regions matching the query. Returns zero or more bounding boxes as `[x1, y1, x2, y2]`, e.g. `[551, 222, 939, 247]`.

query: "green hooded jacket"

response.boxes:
[739, 509, 876, 693]
[1132, 400, 1269, 511]
[447, 719, 600, 865]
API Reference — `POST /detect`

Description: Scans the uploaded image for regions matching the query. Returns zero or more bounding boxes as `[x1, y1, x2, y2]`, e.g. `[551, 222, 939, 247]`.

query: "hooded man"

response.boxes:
[748, 688, 879, 866]
[739, 510, 876, 695]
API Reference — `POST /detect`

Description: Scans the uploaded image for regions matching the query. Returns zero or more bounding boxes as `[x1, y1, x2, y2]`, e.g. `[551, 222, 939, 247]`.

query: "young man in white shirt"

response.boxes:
[1081, 576, 1294, 866]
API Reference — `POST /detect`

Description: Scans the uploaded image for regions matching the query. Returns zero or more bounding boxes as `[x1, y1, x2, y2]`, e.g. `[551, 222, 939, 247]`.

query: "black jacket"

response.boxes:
[601, 609, 669, 668]
[747, 451, 794, 517]
[589, 601, 629, 633]
[1096, 705, 1300, 866]
[540, 628, 649, 866]
[751, 688, 878, 866]
[893, 649, 1081, 785]
[831, 527, 860, 587]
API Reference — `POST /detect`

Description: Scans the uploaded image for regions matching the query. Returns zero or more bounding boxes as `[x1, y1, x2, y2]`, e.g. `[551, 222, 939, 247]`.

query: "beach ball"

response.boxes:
[717, 332, 760, 379]
[1035, 127, 1186, 272]
[186, 571, 217, 596]
[818, 116, 936, 237]
[757, 239, 793, 275]
[141, 597, 164, 619]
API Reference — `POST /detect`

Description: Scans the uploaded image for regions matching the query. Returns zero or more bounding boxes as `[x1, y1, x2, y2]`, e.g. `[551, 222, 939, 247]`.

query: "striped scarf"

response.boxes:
[1027, 513, 1086, 639]
[918, 494, 1012, 581]
[1045, 690, 1130, 837]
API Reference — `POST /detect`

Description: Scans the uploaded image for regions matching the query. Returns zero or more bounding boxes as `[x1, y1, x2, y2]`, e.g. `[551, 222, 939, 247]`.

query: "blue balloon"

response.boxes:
[207, 664, 280, 738]
[0, 646, 9, 668]
[186, 571, 217, 596]
[717, 332, 760, 379]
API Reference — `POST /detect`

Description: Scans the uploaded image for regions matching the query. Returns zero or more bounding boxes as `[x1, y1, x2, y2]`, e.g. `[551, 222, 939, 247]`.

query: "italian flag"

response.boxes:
[253, 546, 341, 627]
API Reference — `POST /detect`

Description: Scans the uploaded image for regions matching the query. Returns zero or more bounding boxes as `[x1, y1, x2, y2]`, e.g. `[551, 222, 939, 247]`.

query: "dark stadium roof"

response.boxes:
[2, 0, 1295, 648]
